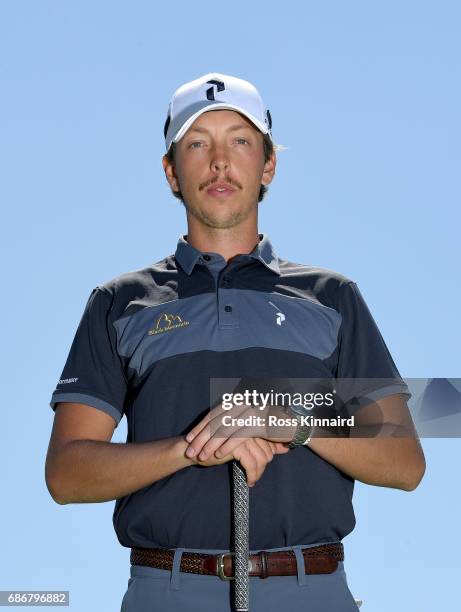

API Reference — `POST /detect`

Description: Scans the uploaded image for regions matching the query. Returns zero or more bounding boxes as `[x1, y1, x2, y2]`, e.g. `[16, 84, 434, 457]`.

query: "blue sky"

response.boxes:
[1, 2, 460, 611]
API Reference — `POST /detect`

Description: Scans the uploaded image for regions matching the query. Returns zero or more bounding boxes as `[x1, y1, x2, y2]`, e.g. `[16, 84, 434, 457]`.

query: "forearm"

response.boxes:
[47, 436, 193, 504]
[308, 423, 426, 491]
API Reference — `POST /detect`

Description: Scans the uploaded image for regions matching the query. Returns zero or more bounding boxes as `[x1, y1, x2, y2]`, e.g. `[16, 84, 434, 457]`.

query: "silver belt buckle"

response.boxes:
[216, 552, 235, 580]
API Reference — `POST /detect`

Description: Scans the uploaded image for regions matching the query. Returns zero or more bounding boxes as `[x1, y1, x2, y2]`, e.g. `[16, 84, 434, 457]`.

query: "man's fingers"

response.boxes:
[213, 421, 267, 458]
[189, 401, 266, 459]
[185, 404, 222, 443]
[252, 437, 275, 463]
[233, 439, 274, 487]
[195, 433, 229, 461]
[213, 435, 248, 460]
[185, 421, 213, 458]
[248, 441, 272, 485]
[186, 410, 239, 458]
[186, 415, 243, 459]
[272, 441, 291, 454]
[233, 443, 259, 486]
[185, 401, 250, 447]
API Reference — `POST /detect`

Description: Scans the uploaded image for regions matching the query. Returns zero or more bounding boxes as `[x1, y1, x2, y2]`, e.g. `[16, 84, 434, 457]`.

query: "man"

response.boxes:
[45, 73, 426, 612]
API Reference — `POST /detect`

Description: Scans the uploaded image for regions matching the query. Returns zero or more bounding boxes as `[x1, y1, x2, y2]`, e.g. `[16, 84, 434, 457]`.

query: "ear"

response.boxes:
[261, 150, 277, 187]
[162, 155, 180, 192]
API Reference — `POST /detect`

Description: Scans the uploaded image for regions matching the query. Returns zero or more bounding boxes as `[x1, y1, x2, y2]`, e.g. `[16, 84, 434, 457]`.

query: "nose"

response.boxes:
[210, 143, 229, 173]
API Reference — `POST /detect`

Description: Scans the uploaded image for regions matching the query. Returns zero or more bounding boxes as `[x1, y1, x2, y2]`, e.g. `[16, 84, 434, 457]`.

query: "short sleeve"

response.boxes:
[334, 281, 411, 413]
[49, 287, 128, 426]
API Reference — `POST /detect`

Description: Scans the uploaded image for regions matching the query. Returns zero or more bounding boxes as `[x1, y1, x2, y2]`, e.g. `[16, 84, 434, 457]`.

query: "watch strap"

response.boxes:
[285, 405, 315, 448]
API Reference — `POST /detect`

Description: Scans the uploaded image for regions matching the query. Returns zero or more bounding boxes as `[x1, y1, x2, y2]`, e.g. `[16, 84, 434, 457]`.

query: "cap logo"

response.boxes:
[206, 79, 225, 101]
[265, 109, 272, 130]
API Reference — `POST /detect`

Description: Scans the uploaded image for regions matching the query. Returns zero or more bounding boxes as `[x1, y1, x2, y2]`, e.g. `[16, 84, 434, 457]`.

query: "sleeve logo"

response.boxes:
[58, 377, 79, 385]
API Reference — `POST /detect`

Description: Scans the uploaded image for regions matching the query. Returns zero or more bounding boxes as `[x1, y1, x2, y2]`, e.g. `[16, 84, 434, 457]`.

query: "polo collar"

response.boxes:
[174, 233, 281, 276]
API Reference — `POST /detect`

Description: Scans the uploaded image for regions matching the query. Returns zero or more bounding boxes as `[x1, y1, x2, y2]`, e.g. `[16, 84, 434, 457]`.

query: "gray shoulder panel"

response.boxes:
[114, 289, 342, 378]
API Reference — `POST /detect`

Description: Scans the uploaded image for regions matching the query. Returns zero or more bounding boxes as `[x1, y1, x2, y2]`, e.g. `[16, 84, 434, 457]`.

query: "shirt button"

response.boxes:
[224, 305, 232, 313]
[203, 254, 211, 261]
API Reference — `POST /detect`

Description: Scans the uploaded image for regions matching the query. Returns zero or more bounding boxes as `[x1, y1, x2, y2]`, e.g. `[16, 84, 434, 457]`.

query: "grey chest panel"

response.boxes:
[113, 289, 342, 378]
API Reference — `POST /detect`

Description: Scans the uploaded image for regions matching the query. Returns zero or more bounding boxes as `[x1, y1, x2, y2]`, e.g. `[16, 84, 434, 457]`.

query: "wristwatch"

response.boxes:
[284, 405, 315, 448]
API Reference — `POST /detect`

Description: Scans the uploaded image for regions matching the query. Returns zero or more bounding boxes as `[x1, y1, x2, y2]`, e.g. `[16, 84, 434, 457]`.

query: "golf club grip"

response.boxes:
[233, 460, 250, 611]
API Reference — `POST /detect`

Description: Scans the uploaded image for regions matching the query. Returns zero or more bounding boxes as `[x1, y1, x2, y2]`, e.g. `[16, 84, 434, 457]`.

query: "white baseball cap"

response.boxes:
[164, 72, 273, 151]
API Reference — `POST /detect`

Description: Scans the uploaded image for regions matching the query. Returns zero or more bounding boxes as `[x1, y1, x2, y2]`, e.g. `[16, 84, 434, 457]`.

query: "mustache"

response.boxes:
[199, 176, 242, 191]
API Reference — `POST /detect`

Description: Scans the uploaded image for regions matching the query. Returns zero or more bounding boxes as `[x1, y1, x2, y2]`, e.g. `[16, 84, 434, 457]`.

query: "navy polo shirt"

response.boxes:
[49, 233, 409, 550]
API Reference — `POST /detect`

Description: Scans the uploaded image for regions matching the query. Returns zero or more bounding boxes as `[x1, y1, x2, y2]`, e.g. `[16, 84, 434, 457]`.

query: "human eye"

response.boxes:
[188, 141, 204, 149]
[235, 137, 249, 145]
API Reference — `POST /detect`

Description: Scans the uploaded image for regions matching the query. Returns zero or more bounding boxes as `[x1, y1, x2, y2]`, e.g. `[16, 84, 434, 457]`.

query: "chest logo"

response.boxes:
[148, 313, 190, 336]
[269, 301, 286, 326]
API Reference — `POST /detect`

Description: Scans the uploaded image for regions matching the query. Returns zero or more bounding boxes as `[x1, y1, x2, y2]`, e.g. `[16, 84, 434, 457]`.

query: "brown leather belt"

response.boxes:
[130, 542, 344, 580]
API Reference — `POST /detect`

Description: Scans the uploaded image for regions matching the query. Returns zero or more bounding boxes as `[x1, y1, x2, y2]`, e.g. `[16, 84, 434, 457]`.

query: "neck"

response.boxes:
[185, 222, 261, 263]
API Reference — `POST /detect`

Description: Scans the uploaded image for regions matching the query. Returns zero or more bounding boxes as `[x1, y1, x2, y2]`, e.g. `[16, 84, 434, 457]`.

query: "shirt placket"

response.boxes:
[199, 254, 240, 329]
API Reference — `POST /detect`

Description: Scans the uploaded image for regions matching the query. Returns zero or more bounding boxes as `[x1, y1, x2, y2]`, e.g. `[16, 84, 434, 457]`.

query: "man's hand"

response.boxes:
[185, 401, 295, 466]
[187, 436, 289, 487]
